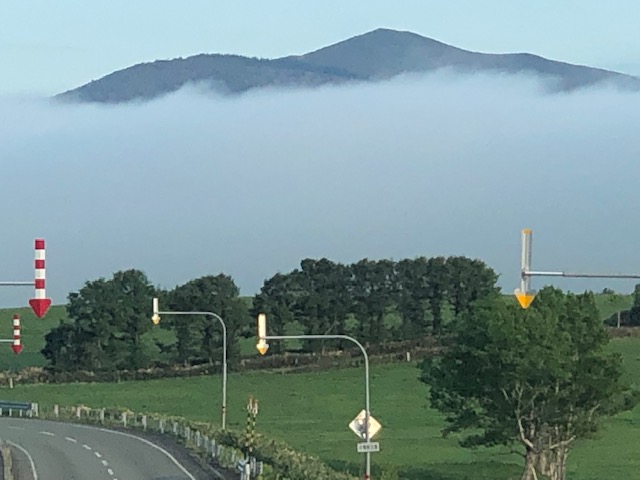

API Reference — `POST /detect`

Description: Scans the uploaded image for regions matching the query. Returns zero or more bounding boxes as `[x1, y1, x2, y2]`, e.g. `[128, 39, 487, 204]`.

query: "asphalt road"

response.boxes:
[0, 417, 212, 480]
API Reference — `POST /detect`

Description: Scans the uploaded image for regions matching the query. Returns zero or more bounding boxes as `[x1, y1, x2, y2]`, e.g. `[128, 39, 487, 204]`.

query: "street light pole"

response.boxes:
[259, 328, 373, 480]
[152, 299, 228, 430]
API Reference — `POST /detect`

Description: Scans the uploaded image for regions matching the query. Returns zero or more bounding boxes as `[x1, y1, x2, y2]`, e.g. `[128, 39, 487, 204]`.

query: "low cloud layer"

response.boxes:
[2, 73, 640, 308]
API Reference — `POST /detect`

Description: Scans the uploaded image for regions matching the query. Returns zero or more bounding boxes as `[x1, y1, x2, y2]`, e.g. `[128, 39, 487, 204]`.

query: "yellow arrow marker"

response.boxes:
[514, 290, 536, 309]
[256, 340, 269, 355]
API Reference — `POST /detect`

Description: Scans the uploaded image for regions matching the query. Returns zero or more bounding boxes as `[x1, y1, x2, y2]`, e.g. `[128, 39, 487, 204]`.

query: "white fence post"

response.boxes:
[142, 415, 147, 431]
[122, 412, 127, 428]
[100, 409, 105, 424]
[54, 404, 59, 418]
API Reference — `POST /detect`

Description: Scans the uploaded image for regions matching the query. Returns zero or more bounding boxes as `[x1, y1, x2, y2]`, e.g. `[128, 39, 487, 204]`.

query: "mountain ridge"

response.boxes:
[56, 28, 640, 103]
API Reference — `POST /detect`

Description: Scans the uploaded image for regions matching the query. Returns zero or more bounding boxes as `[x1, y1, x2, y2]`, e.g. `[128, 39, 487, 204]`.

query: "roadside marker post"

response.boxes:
[0, 314, 23, 354]
[0, 239, 52, 318]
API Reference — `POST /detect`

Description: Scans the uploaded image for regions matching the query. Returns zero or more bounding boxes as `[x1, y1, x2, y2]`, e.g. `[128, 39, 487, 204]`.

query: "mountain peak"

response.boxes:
[56, 29, 640, 104]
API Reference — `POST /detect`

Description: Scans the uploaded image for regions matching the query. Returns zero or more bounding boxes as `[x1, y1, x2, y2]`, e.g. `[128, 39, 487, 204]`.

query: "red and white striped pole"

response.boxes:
[28, 238, 52, 318]
[11, 314, 22, 355]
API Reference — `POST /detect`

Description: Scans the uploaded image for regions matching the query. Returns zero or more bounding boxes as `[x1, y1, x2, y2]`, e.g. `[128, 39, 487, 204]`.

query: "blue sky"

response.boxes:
[2, 2, 640, 307]
[2, 0, 640, 95]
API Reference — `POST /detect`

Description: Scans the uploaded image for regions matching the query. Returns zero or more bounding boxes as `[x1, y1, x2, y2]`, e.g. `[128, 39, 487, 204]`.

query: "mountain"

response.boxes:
[56, 28, 640, 103]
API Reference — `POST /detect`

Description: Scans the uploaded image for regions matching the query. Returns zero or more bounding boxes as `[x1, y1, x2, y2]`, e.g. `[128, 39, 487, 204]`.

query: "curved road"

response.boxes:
[0, 417, 208, 480]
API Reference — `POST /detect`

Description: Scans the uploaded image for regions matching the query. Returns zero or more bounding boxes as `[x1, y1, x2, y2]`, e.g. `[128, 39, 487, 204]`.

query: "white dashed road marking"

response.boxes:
[95, 451, 102, 458]
[65, 436, 77, 443]
[8, 426, 24, 430]
[107, 468, 114, 475]
[102, 459, 109, 466]
[40, 431, 55, 436]
[82, 444, 92, 450]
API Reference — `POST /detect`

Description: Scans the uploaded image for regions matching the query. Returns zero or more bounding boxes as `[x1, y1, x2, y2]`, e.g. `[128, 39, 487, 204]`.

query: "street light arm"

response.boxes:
[265, 334, 371, 441]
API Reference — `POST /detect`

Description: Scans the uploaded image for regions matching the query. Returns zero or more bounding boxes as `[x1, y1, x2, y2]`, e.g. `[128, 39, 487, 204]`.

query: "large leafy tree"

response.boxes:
[42, 269, 157, 371]
[165, 274, 248, 366]
[420, 287, 639, 480]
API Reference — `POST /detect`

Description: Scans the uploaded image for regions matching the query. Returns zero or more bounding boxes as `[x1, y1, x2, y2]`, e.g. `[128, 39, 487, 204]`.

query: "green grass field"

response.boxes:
[0, 305, 66, 370]
[0, 294, 636, 478]
[0, 338, 639, 479]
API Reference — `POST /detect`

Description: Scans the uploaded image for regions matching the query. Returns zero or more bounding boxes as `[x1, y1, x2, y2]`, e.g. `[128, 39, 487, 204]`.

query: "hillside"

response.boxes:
[56, 28, 640, 104]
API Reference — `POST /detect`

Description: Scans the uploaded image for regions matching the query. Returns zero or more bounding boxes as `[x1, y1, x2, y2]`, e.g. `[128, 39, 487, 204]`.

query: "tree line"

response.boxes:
[42, 255, 497, 370]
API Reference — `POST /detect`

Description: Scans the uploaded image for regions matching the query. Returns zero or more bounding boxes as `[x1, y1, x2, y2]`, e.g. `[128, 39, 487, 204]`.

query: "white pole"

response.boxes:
[153, 304, 228, 430]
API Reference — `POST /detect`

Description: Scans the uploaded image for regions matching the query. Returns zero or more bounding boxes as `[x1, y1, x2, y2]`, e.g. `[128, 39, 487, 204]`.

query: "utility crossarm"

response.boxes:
[524, 271, 640, 279]
[515, 228, 640, 309]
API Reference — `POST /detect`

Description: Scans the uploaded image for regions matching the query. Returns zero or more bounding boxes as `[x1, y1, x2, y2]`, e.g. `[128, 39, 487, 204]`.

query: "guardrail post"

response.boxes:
[173, 421, 178, 436]
[54, 404, 59, 418]
[159, 418, 164, 434]
[142, 415, 147, 431]
[122, 412, 127, 427]
[100, 409, 105, 424]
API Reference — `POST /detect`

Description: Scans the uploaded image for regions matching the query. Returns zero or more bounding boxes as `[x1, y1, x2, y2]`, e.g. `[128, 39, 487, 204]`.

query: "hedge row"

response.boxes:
[0, 338, 443, 387]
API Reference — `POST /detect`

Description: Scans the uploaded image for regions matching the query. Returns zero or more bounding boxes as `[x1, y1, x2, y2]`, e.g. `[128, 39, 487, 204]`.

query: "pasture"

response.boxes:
[0, 337, 638, 479]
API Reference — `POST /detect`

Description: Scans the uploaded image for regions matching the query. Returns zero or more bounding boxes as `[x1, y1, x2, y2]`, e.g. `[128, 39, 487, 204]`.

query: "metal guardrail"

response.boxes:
[0, 403, 262, 478]
[0, 400, 38, 418]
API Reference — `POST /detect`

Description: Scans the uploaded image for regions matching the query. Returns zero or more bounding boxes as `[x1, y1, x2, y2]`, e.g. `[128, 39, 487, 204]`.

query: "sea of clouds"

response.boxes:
[1, 72, 639, 307]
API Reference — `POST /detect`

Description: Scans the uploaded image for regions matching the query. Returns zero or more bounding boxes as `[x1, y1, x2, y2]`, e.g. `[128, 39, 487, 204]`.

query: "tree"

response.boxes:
[166, 274, 248, 366]
[294, 259, 352, 351]
[351, 259, 396, 343]
[420, 287, 639, 480]
[252, 272, 298, 354]
[42, 320, 83, 370]
[43, 269, 158, 371]
[445, 256, 499, 318]
[395, 258, 431, 339]
[425, 257, 448, 334]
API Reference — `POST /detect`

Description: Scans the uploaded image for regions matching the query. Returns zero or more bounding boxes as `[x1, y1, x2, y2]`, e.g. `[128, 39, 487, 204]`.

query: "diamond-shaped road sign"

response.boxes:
[349, 409, 382, 440]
